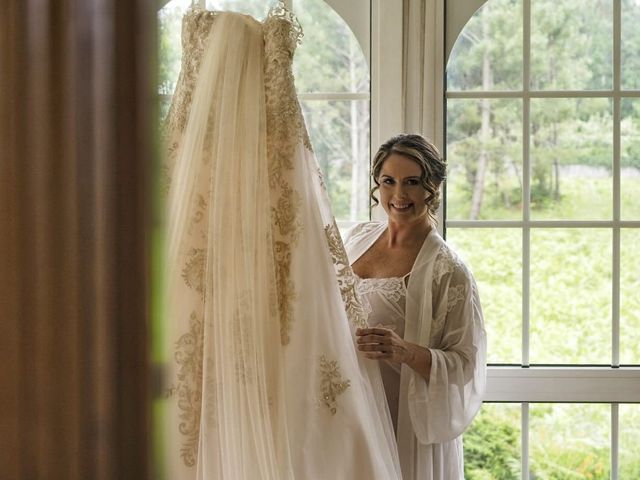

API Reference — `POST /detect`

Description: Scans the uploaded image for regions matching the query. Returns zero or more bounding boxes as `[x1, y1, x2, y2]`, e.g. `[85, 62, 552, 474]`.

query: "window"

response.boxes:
[446, 0, 640, 477]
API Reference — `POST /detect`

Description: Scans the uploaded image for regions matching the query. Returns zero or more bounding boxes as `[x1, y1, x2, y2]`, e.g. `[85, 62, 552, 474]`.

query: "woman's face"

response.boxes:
[377, 153, 430, 225]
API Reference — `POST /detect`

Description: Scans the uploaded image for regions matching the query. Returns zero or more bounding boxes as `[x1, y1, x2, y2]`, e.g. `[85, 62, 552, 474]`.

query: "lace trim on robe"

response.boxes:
[431, 244, 472, 339]
[446, 283, 466, 313]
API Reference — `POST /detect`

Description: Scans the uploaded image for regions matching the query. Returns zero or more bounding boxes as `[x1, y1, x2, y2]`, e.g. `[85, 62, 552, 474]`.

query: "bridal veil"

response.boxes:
[162, 6, 401, 479]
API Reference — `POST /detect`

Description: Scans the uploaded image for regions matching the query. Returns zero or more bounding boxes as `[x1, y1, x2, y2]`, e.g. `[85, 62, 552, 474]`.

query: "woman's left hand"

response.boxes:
[356, 327, 432, 379]
[355, 327, 413, 364]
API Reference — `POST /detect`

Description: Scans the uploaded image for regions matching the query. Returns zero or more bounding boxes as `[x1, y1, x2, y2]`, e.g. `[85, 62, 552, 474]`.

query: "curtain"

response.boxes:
[0, 1, 154, 478]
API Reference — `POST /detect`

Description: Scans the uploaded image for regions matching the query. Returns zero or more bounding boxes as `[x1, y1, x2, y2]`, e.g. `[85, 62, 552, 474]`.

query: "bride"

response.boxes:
[163, 5, 403, 479]
[348, 134, 486, 479]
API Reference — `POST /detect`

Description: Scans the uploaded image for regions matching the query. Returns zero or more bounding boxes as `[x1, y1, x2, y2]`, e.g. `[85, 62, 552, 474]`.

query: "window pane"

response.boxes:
[530, 0, 612, 91]
[621, 229, 640, 365]
[446, 99, 523, 220]
[447, 0, 522, 91]
[621, 0, 640, 90]
[530, 229, 611, 364]
[158, 0, 192, 97]
[620, 404, 640, 477]
[447, 228, 522, 364]
[293, 0, 369, 93]
[621, 98, 640, 220]
[300, 100, 370, 222]
[530, 404, 610, 478]
[530, 98, 613, 220]
[464, 403, 521, 479]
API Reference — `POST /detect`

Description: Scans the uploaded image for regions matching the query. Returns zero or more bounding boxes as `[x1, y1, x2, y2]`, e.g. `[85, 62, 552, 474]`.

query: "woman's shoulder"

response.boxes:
[432, 238, 474, 286]
[342, 220, 385, 246]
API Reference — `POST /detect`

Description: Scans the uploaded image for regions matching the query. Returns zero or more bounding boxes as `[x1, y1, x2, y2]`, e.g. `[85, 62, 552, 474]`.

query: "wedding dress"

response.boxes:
[162, 6, 402, 479]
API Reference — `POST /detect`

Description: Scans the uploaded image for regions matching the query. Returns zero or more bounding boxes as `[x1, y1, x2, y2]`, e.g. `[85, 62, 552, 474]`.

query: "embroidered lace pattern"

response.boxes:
[168, 310, 204, 467]
[162, 7, 217, 194]
[357, 275, 407, 327]
[264, 9, 309, 344]
[357, 276, 405, 303]
[162, 9, 222, 467]
[432, 243, 465, 286]
[181, 247, 205, 297]
[447, 284, 466, 313]
[324, 221, 368, 329]
[431, 244, 471, 338]
[318, 355, 351, 415]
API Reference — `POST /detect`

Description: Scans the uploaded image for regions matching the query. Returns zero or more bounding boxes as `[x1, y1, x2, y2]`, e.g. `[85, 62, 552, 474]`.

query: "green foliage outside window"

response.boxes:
[451, 0, 640, 478]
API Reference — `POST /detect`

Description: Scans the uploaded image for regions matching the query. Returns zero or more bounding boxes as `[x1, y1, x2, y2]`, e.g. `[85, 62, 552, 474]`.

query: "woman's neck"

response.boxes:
[385, 219, 432, 248]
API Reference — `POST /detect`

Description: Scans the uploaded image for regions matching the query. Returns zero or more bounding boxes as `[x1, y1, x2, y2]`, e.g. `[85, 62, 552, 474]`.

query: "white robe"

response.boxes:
[345, 221, 487, 480]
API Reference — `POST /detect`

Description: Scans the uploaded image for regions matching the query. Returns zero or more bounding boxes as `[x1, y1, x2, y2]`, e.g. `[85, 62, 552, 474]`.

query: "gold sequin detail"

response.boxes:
[319, 355, 351, 415]
[324, 221, 368, 329]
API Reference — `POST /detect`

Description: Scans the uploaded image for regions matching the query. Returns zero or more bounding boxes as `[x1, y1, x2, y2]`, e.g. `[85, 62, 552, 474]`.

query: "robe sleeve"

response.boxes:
[407, 262, 487, 445]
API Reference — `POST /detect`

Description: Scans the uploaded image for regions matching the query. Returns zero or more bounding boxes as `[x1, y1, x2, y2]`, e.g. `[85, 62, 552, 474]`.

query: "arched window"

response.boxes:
[446, 0, 640, 477]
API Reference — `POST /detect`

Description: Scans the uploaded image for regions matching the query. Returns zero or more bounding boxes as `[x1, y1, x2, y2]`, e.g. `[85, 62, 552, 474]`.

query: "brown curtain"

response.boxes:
[0, 0, 154, 478]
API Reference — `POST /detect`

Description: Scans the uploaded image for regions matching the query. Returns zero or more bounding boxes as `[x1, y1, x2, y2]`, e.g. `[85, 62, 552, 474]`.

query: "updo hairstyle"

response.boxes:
[370, 133, 447, 225]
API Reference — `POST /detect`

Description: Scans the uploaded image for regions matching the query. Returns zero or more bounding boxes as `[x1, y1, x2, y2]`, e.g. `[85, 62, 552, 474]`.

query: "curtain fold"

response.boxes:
[0, 1, 153, 478]
[402, 0, 445, 147]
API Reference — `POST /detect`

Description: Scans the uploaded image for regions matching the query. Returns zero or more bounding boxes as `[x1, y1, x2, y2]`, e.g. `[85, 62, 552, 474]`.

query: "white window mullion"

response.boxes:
[612, 403, 619, 480]
[612, 0, 621, 97]
[613, 226, 621, 366]
[612, 0, 622, 368]
[522, 402, 530, 480]
[522, 0, 531, 368]
[611, 5, 622, 480]
[522, 226, 530, 366]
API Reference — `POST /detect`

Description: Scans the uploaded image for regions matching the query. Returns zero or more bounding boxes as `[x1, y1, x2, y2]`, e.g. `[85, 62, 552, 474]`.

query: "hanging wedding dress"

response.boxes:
[162, 6, 402, 479]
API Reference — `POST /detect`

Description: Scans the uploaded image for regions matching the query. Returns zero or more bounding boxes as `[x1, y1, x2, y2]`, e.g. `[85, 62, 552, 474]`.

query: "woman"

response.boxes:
[346, 134, 487, 479]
